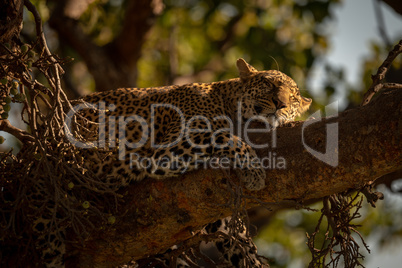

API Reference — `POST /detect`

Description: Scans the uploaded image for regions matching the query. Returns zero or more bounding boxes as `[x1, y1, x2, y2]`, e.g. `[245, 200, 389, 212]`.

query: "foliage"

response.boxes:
[22, 0, 341, 101]
[1, 0, 401, 267]
[138, 0, 340, 90]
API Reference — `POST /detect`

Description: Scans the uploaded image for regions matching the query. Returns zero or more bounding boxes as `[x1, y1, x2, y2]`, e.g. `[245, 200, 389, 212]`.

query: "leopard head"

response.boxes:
[236, 58, 312, 125]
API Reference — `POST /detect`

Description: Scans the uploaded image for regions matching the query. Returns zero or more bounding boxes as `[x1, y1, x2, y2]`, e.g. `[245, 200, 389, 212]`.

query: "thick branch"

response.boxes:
[111, 0, 164, 67]
[0, 0, 23, 45]
[67, 88, 402, 267]
[49, 2, 127, 91]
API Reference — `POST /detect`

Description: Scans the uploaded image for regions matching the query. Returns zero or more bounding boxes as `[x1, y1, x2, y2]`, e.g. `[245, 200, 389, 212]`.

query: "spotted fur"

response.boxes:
[36, 59, 311, 267]
[133, 217, 268, 268]
[74, 58, 311, 190]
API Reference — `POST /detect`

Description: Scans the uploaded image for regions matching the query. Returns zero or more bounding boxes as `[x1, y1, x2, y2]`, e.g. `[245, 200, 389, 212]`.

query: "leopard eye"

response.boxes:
[272, 99, 287, 109]
[262, 78, 275, 88]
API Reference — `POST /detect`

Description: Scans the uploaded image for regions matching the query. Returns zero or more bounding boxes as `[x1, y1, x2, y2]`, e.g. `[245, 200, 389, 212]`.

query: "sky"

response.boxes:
[327, 0, 402, 85]
[310, 0, 402, 108]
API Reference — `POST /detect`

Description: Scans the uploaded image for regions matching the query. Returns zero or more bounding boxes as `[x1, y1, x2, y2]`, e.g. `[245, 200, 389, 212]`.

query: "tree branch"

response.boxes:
[0, 119, 35, 143]
[111, 0, 164, 67]
[0, 0, 24, 47]
[49, 2, 125, 91]
[66, 88, 402, 267]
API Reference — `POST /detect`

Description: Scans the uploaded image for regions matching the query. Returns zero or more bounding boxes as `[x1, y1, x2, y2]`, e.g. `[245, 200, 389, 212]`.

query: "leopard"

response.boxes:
[69, 58, 311, 190]
[35, 58, 311, 267]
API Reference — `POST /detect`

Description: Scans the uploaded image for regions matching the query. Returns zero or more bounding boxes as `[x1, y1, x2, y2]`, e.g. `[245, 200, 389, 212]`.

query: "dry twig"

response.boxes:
[361, 39, 402, 106]
[0, 1, 120, 265]
[307, 191, 371, 268]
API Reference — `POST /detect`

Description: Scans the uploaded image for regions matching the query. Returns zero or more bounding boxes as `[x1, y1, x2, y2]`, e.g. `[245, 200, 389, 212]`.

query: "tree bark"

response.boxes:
[0, 0, 23, 54]
[66, 88, 402, 267]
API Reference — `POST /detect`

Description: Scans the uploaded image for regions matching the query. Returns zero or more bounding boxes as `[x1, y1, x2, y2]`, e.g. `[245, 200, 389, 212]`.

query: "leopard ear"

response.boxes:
[236, 58, 258, 81]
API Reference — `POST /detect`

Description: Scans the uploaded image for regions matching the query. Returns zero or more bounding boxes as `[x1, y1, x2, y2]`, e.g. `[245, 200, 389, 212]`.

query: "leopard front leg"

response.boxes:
[211, 132, 266, 191]
[143, 130, 266, 191]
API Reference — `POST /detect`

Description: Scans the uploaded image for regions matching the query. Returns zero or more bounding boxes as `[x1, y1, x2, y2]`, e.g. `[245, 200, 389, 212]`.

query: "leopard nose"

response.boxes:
[273, 99, 287, 109]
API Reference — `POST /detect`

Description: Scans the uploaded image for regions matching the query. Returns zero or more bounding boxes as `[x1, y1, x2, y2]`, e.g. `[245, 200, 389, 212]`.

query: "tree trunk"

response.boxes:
[66, 88, 402, 267]
[0, 0, 23, 53]
[49, 0, 164, 91]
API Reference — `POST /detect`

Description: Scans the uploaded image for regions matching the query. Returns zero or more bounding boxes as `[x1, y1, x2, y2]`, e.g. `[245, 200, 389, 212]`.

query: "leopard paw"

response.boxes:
[235, 167, 266, 191]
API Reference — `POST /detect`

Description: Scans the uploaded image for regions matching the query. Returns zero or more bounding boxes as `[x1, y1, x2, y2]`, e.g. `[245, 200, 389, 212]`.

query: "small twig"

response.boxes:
[361, 39, 402, 106]
[382, 82, 402, 89]
[23, 0, 64, 75]
[360, 183, 384, 208]
[308, 191, 370, 268]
